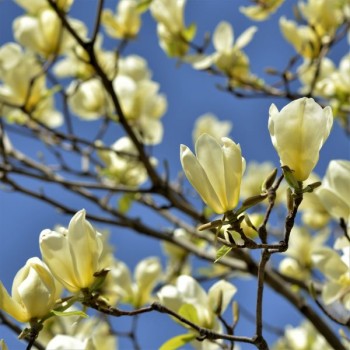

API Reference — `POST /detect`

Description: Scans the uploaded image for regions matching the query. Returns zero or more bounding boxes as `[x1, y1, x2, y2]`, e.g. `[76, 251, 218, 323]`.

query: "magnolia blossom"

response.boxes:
[40, 209, 104, 293]
[279, 17, 320, 59]
[102, 0, 141, 39]
[192, 113, 232, 144]
[0, 43, 62, 127]
[54, 36, 117, 80]
[39, 313, 116, 349]
[193, 21, 257, 85]
[150, 0, 195, 57]
[273, 321, 331, 350]
[158, 275, 236, 349]
[113, 75, 167, 144]
[102, 257, 161, 307]
[13, 9, 87, 57]
[14, 0, 73, 14]
[180, 133, 245, 214]
[279, 226, 329, 280]
[312, 242, 350, 310]
[240, 0, 284, 21]
[298, 0, 345, 37]
[268, 97, 333, 182]
[118, 55, 151, 82]
[0, 257, 58, 322]
[317, 160, 350, 227]
[68, 79, 112, 119]
[97, 136, 153, 187]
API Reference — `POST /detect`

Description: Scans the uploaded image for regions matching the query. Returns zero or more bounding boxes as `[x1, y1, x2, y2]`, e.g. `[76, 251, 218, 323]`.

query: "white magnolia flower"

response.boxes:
[268, 97, 333, 181]
[192, 113, 232, 144]
[14, 9, 87, 57]
[158, 275, 236, 349]
[0, 43, 62, 127]
[317, 160, 350, 227]
[103, 257, 161, 308]
[40, 209, 104, 293]
[180, 133, 245, 214]
[102, 0, 141, 39]
[0, 257, 58, 322]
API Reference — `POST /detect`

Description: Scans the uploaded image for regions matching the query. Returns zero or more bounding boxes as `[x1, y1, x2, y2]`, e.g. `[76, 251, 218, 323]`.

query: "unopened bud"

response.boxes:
[262, 168, 278, 191]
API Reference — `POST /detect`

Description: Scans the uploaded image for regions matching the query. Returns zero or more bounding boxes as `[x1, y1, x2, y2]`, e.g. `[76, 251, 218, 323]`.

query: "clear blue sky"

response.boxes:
[0, 1, 349, 349]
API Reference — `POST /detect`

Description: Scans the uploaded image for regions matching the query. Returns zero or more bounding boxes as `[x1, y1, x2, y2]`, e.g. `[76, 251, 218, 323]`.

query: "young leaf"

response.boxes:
[51, 310, 88, 318]
[159, 333, 197, 350]
[214, 245, 232, 263]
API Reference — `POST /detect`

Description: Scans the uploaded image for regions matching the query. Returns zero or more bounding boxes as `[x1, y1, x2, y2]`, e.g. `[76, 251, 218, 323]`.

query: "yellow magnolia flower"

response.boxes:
[0, 257, 57, 322]
[13, 8, 87, 57]
[279, 17, 320, 59]
[102, 0, 142, 39]
[39, 209, 104, 293]
[180, 133, 245, 214]
[240, 0, 284, 21]
[268, 97, 333, 182]
[192, 113, 232, 144]
[317, 160, 350, 226]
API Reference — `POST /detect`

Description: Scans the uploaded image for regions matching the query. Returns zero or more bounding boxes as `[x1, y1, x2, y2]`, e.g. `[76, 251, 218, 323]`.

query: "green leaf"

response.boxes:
[214, 245, 232, 263]
[178, 303, 199, 324]
[118, 193, 135, 214]
[159, 333, 197, 350]
[183, 23, 197, 42]
[51, 310, 88, 318]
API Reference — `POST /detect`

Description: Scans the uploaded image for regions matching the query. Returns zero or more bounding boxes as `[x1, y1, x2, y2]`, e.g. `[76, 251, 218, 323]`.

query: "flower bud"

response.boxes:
[269, 98, 333, 182]
[180, 134, 245, 214]
[0, 257, 57, 322]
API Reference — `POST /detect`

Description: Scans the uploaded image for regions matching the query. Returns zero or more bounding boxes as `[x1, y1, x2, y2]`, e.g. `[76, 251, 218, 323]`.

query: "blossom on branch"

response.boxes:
[0, 257, 58, 322]
[39, 209, 105, 293]
[268, 97, 333, 182]
[180, 133, 245, 214]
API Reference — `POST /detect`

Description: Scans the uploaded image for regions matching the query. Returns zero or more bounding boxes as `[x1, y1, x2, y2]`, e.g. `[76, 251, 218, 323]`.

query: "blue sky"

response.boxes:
[0, 1, 349, 349]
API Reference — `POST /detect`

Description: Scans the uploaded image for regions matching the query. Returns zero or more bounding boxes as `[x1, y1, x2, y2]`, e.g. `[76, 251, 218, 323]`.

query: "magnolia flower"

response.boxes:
[180, 133, 245, 214]
[14, 0, 73, 14]
[298, 173, 330, 229]
[312, 243, 350, 310]
[268, 97, 333, 182]
[279, 226, 329, 280]
[68, 79, 112, 119]
[298, 0, 344, 37]
[54, 36, 117, 80]
[39, 313, 116, 349]
[0, 43, 62, 127]
[13, 9, 87, 57]
[317, 160, 350, 227]
[0, 257, 58, 322]
[113, 75, 167, 144]
[40, 209, 104, 293]
[273, 321, 331, 350]
[102, 0, 141, 39]
[158, 275, 236, 349]
[46, 335, 95, 350]
[240, 0, 284, 21]
[279, 17, 320, 59]
[118, 55, 151, 82]
[102, 257, 161, 308]
[192, 113, 232, 144]
[97, 136, 153, 187]
[193, 21, 257, 84]
[150, 0, 195, 57]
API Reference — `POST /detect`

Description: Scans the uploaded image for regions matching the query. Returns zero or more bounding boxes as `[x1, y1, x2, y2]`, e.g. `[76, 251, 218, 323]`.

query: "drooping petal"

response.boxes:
[208, 280, 237, 314]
